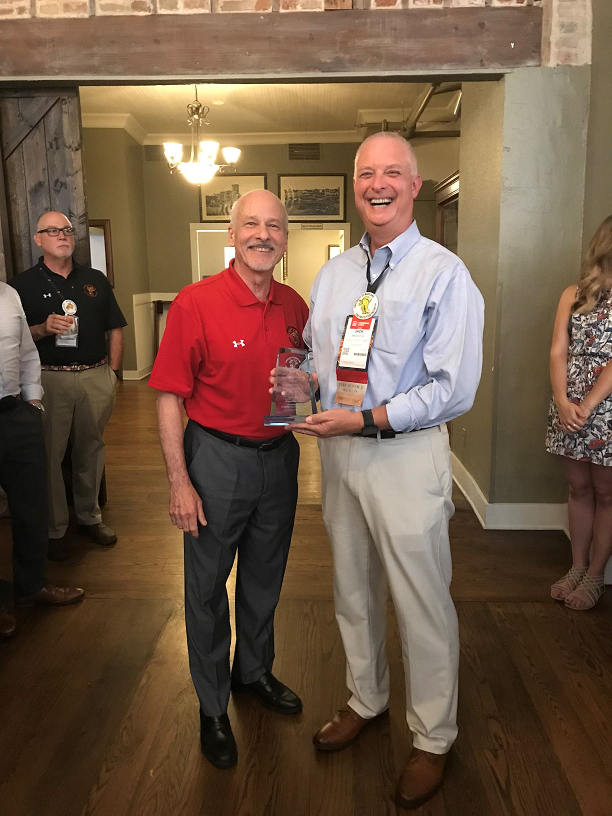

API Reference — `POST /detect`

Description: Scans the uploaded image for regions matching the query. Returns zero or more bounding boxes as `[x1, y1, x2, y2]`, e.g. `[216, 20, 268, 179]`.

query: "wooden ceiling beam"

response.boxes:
[0, 7, 541, 83]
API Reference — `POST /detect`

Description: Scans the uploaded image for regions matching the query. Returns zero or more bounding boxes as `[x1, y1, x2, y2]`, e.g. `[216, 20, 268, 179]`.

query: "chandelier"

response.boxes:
[163, 87, 241, 185]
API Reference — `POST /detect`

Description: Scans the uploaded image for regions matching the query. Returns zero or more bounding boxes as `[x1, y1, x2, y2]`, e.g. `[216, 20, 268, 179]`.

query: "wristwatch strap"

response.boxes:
[361, 408, 378, 435]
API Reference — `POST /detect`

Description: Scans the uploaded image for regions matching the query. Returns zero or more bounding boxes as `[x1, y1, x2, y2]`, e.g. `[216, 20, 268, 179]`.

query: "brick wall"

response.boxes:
[0, 0, 592, 68]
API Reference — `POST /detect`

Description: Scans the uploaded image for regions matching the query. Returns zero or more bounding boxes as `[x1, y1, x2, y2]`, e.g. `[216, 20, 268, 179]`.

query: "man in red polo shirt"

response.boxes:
[149, 190, 308, 770]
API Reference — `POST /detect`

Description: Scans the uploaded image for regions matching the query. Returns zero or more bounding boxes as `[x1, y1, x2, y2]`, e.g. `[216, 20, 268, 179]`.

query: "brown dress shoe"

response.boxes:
[0, 608, 17, 638]
[77, 522, 117, 546]
[396, 747, 448, 810]
[313, 706, 384, 752]
[15, 583, 85, 608]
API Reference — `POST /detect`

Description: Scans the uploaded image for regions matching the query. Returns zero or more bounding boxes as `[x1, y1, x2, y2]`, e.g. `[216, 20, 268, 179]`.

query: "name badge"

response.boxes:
[337, 315, 377, 370]
[335, 315, 377, 407]
[56, 315, 79, 347]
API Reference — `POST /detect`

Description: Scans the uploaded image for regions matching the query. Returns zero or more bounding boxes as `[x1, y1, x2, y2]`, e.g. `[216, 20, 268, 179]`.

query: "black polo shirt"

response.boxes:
[10, 258, 127, 366]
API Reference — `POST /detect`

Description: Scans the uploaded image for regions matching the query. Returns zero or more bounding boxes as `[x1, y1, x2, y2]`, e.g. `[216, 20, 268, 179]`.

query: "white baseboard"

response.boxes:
[451, 453, 568, 533]
[122, 365, 153, 381]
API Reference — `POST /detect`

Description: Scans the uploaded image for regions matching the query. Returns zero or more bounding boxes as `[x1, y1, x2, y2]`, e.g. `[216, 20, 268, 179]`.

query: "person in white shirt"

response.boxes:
[0, 282, 84, 639]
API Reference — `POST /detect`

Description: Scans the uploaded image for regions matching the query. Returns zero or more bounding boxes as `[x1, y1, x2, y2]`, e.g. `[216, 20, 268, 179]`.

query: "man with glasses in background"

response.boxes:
[10, 212, 127, 561]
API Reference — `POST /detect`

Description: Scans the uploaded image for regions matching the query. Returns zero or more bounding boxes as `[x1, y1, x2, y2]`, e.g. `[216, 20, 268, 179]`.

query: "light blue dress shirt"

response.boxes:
[303, 221, 484, 432]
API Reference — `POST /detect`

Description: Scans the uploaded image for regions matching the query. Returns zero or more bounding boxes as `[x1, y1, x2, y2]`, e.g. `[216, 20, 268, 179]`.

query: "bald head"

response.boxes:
[354, 132, 418, 178]
[230, 190, 288, 234]
[36, 211, 72, 233]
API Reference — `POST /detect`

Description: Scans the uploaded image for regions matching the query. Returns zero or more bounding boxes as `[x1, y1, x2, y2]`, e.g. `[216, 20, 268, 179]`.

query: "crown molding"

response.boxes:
[81, 113, 147, 145]
[143, 130, 361, 146]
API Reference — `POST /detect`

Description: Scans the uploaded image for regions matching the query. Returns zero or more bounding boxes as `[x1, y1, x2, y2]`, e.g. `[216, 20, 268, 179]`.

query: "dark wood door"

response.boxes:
[0, 88, 89, 281]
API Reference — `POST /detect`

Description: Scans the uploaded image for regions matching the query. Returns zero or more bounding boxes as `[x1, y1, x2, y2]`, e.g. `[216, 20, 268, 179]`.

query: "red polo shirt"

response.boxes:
[148, 262, 309, 439]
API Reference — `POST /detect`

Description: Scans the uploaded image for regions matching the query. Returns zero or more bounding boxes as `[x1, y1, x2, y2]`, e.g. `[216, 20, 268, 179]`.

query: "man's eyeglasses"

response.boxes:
[36, 227, 75, 237]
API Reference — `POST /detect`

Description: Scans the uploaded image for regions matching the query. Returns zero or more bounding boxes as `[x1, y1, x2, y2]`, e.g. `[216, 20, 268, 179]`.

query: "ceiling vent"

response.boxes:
[288, 143, 321, 161]
[144, 145, 165, 162]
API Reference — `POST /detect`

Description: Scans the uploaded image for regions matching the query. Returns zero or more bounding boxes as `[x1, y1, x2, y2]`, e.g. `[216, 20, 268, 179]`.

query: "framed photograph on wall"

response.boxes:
[200, 174, 268, 222]
[279, 174, 346, 222]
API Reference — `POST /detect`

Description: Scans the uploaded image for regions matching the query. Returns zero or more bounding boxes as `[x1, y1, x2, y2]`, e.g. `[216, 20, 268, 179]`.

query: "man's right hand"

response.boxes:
[42, 314, 74, 336]
[169, 481, 207, 536]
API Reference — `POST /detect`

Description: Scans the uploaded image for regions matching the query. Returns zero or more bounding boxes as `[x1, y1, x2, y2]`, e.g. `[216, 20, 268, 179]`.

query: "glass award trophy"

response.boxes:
[265, 347, 317, 426]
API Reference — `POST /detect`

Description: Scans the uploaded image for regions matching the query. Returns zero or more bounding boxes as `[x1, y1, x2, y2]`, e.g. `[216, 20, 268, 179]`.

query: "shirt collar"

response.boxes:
[223, 260, 281, 307]
[39, 257, 77, 277]
[359, 220, 421, 268]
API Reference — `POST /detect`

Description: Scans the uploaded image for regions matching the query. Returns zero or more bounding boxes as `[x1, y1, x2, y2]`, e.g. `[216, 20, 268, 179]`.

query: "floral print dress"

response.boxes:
[546, 291, 612, 466]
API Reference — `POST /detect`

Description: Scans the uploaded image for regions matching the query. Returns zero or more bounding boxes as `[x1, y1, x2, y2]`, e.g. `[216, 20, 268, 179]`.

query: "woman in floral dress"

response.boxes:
[546, 216, 612, 610]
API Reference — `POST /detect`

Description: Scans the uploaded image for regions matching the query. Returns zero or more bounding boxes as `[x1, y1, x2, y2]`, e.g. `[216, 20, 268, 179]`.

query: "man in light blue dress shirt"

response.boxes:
[294, 132, 484, 809]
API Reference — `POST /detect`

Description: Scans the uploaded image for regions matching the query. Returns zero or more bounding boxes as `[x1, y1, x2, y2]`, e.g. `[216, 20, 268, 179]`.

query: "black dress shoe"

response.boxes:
[231, 671, 302, 714]
[199, 711, 237, 769]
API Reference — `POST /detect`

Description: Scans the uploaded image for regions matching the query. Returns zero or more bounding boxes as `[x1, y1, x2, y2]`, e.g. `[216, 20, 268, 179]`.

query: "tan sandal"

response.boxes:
[551, 566, 587, 601]
[564, 574, 605, 611]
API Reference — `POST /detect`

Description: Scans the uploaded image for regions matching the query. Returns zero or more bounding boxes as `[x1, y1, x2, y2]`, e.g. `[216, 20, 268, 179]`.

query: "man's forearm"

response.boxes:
[108, 328, 124, 370]
[30, 323, 49, 342]
[157, 392, 190, 488]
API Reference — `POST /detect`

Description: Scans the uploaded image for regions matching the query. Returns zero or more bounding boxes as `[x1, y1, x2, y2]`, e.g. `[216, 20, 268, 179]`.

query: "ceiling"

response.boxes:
[79, 82, 461, 145]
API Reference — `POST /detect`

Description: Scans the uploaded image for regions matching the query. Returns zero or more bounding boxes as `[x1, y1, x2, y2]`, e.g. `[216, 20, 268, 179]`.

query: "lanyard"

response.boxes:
[38, 265, 76, 305]
[365, 256, 391, 295]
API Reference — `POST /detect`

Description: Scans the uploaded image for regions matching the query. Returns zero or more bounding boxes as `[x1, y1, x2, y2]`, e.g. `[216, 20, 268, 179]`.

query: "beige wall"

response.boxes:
[455, 67, 591, 506]
[287, 229, 343, 304]
[582, 0, 612, 247]
[83, 128, 150, 371]
[456, 81, 504, 501]
[493, 67, 590, 504]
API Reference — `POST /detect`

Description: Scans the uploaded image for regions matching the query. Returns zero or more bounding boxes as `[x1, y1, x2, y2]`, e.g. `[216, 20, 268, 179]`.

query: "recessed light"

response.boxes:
[212, 100, 224, 106]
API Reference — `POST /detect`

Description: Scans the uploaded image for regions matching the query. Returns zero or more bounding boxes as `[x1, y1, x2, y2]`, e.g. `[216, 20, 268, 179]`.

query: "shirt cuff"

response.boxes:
[385, 399, 418, 433]
[21, 385, 44, 402]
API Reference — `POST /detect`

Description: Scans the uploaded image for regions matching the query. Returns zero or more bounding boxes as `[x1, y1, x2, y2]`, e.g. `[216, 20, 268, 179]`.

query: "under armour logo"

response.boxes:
[43, 293, 52, 298]
[232, 340, 245, 348]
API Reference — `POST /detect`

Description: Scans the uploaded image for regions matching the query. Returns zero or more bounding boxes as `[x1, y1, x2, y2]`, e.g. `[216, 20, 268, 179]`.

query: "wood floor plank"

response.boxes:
[490, 602, 612, 816]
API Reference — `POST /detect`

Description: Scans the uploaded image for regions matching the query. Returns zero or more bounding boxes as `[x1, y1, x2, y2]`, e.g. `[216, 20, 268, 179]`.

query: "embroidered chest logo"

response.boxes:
[287, 325, 300, 347]
[232, 340, 245, 348]
[84, 284, 97, 297]
[43, 293, 52, 299]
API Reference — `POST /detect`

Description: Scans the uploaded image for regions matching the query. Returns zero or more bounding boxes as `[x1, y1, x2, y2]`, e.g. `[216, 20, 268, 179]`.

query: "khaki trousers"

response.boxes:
[41, 365, 117, 539]
[319, 425, 458, 755]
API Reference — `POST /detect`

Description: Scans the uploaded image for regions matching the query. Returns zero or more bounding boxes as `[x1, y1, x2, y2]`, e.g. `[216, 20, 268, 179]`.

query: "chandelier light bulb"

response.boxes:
[178, 161, 220, 185]
[199, 140, 220, 163]
[221, 146, 241, 165]
[163, 142, 183, 166]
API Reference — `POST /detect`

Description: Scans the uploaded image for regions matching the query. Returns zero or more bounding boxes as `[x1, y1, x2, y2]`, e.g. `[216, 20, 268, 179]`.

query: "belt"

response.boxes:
[41, 358, 107, 372]
[353, 429, 402, 440]
[353, 425, 440, 440]
[198, 424, 289, 451]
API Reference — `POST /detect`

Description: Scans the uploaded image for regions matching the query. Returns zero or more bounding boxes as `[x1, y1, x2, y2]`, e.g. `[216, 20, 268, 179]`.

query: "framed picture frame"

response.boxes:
[279, 174, 346, 222]
[89, 219, 114, 287]
[200, 174, 268, 222]
[327, 244, 341, 261]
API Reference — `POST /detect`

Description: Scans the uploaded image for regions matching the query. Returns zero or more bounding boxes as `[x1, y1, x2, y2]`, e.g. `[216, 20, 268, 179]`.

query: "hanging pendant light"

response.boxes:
[163, 87, 241, 185]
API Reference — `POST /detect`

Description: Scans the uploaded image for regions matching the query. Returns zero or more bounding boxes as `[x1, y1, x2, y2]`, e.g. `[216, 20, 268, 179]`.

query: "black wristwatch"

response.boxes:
[361, 409, 379, 436]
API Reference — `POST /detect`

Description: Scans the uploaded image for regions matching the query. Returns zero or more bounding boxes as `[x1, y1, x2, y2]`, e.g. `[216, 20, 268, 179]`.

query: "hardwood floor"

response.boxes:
[1, 380, 611, 816]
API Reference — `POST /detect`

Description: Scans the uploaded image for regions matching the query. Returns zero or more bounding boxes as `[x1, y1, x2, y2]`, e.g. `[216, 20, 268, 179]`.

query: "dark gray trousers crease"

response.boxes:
[183, 420, 299, 717]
